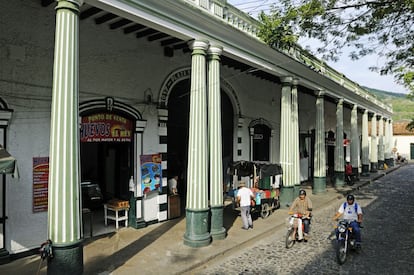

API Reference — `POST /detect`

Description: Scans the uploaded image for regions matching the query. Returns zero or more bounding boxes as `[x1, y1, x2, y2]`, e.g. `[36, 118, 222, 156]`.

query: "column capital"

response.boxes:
[56, 0, 83, 11]
[292, 78, 300, 86]
[280, 76, 294, 84]
[207, 45, 223, 56]
[336, 98, 344, 105]
[188, 39, 209, 51]
[315, 90, 325, 97]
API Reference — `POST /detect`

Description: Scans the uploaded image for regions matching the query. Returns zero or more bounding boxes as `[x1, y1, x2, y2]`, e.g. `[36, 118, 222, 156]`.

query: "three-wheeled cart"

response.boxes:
[227, 161, 282, 219]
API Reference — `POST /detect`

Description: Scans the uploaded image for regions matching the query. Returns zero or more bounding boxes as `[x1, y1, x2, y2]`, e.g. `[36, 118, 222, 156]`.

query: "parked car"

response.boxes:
[81, 181, 103, 210]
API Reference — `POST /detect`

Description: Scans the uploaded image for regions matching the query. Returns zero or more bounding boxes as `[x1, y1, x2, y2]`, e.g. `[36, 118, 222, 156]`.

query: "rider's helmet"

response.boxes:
[346, 194, 355, 201]
[299, 189, 306, 196]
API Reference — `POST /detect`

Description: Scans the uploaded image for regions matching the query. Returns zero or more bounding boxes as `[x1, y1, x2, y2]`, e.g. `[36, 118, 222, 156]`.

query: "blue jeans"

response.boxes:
[350, 221, 361, 243]
[303, 218, 311, 234]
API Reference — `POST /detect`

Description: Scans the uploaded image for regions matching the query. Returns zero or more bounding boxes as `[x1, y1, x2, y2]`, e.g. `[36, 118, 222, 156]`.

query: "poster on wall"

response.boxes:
[80, 113, 133, 142]
[33, 157, 49, 213]
[140, 154, 162, 194]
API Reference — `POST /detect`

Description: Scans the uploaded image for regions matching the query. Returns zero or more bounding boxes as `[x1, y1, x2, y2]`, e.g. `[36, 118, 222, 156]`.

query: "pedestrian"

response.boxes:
[236, 181, 254, 230]
[333, 194, 363, 248]
[289, 189, 312, 240]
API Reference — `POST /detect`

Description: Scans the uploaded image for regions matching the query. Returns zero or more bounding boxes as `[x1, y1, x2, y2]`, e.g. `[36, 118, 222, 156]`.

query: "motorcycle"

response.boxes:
[335, 219, 361, 264]
[285, 213, 310, 248]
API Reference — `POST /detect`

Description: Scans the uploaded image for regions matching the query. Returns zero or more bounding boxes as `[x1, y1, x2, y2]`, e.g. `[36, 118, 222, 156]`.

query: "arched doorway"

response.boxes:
[252, 124, 271, 161]
[79, 99, 143, 198]
[167, 79, 235, 208]
[249, 119, 272, 162]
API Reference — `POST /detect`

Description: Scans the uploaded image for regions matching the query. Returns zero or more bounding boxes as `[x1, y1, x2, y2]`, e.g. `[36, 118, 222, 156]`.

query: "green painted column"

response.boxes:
[207, 45, 226, 240]
[334, 99, 345, 187]
[291, 79, 301, 195]
[48, 0, 83, 274]
[378, 116, 385, 169]
[279, 77, 294, 206]
[350, 104, 359, 176]
[370, 113, 378, 172]
[361, 109, 370, 175]
[184, 40, 211, 247]
[313, 91, 326, 194]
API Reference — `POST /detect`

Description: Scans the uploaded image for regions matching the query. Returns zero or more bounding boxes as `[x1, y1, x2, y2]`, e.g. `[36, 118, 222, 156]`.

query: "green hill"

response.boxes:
[363, 87, 414, 122]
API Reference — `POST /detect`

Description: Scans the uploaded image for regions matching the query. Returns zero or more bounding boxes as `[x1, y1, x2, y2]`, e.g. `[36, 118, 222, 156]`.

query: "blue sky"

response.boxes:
[227, 0, 409, 94]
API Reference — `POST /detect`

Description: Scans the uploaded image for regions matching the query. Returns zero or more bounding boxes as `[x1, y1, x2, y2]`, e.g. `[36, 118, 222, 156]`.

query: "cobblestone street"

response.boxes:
[195, 164, 414, 275]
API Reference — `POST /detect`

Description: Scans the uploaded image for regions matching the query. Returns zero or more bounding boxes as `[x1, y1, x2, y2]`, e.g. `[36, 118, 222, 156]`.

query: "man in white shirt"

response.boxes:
[236, 181, 254, 230]
[333, 194, 363, 246]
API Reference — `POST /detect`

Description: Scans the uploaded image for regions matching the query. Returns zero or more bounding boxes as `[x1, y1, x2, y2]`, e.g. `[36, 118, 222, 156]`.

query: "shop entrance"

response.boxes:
[79, 110, 135, 236]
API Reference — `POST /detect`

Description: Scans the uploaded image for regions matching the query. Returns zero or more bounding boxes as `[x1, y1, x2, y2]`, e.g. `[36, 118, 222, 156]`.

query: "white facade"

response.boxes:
[0, 0, 392, 255]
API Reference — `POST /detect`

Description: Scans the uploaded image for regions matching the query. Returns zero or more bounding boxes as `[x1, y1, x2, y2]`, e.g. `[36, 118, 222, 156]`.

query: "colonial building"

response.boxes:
[1, 0, 392, 270]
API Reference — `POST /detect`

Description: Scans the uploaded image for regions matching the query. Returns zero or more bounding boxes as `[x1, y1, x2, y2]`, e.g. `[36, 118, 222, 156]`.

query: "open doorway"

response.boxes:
[80, 111, 134, 237]
[253, 124, 271, 161]
[81, 142, 132, 201]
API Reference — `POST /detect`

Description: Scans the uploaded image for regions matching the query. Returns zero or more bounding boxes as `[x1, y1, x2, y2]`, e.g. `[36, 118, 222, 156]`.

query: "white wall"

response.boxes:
[393, 136, 413, 160]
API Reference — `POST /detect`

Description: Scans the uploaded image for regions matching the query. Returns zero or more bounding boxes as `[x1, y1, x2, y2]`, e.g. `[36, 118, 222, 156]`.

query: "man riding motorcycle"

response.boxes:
[289, 189, 312, 241]
[333, 194, 363, 247]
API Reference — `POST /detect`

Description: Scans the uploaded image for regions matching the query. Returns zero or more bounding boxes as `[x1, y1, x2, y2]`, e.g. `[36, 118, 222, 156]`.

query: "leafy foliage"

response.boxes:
[257, 0, 414, 95]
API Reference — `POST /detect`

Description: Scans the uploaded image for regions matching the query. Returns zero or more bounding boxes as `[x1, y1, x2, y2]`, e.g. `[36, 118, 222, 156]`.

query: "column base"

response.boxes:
[378, 160, 385, 170]
[334, 171, 345, 187]
[385, 158, 393, 167]
[47, 240, 83, 275]
[361, 164, 370, 176]
[352, 168, 359, 179]
[279, 186, 294, 208]
[210, 205, 226, 240]
[370, 162, 378, 173]
[183, 208, 211, 247]
[313, 177, 326, 194]
[293, 185, 301, 198]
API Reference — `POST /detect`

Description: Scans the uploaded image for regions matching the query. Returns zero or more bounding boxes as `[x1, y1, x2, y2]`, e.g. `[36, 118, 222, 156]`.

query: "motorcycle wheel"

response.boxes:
[285, 228, 295, 249]
[260, 203, 270, 219]
[336, 240, 347, 265]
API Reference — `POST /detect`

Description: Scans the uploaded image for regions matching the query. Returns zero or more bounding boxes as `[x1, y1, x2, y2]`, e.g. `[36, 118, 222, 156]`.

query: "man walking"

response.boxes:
[236, 181, 255, 230]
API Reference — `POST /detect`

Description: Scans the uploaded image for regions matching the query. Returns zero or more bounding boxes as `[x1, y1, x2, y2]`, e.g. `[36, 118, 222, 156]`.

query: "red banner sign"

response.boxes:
[33, 157, 49, 213]
[80, 113, 133, 142]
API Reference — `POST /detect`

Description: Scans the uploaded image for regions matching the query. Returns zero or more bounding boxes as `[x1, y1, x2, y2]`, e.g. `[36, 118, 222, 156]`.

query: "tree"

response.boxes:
[257, 0, 414, 96]
[406, 119, 414, 131]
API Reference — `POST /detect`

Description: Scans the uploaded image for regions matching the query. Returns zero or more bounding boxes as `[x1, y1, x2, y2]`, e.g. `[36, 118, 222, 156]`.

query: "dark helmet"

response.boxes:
[347, 194, 355, 201]
[299, 189, 306, 196]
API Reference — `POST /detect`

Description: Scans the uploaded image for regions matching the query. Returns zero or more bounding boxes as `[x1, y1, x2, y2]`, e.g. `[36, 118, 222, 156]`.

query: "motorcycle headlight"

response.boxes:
[338, 225, 346, 233]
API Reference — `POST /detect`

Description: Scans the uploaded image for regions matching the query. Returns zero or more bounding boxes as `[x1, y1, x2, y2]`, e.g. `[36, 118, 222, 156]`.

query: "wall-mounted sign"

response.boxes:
[140, 154, 162, 194]
[253, 134, 263, 140]
[33, 157, 49, 213]
[80, 113, 133, 142]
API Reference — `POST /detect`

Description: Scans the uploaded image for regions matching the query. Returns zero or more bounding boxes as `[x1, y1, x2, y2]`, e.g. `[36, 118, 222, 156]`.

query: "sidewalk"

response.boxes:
[0, 165, 402, 275]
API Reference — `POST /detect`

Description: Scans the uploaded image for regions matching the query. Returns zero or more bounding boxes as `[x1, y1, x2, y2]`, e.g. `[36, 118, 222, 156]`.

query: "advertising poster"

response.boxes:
[33, 157, 49, 213]
[140, 154, 162, 194]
